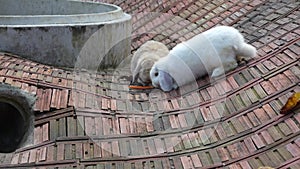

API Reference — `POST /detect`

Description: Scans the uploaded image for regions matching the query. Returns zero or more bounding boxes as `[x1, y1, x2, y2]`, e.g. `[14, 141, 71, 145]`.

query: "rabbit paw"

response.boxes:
[211, 61, 238, 78]
[225, 61, 238, 72]
[211, 67, 225, 78]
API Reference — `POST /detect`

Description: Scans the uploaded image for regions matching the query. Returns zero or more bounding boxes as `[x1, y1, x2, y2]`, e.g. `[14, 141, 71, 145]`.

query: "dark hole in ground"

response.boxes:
[0, 102, 25, 153]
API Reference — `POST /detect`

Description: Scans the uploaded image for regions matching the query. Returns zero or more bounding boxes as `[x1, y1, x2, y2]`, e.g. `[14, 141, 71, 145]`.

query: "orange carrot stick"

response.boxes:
[129, 85, 154, 90]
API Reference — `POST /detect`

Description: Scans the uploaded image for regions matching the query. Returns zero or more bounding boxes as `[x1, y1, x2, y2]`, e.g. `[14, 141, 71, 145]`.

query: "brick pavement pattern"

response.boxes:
[0, 0, 299, 168]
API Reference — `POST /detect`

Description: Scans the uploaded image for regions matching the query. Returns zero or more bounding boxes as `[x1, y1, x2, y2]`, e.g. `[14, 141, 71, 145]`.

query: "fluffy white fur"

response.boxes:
[131, 40, 169, 85]
[150, 26, 257, 92]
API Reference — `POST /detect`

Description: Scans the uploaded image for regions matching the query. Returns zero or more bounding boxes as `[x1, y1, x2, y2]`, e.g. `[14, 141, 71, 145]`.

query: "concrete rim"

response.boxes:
[0, 0, 127, 27]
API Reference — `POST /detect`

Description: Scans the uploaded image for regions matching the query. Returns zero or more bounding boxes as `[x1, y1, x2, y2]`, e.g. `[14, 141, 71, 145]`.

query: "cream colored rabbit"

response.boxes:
[131, 40, 169, 85]
[150, 26, 257, 91]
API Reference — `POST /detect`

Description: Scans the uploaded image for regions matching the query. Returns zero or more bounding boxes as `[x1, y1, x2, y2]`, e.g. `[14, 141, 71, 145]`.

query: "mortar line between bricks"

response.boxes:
[222, 133, 300, 167]
[34, 107, 75, 126]
[0, 159, 77, 169]
[275, 156, 300, 169]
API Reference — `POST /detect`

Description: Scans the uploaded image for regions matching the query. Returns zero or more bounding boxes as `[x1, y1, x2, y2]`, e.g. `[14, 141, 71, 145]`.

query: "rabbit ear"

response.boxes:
[158, 70, 174, 92]
[132, 60, 142, 83]
[132, 65, 141, 83]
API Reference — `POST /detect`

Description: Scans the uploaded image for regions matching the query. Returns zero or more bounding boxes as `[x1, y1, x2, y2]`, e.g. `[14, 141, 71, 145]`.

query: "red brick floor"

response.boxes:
[0, 0, 299, 168]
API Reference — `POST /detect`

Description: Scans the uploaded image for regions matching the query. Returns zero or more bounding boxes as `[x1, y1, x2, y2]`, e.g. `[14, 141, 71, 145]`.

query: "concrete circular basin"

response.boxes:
[0, 0, 132, 69]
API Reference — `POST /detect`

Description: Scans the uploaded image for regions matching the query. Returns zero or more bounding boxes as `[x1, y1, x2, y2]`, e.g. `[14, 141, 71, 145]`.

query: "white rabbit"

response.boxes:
[150, 26, 257, 92]
[131, 40, 169, 85]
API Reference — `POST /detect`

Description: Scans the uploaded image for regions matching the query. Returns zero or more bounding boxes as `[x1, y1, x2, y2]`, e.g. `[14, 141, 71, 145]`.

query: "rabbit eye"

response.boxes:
[154, 72, 159, 77]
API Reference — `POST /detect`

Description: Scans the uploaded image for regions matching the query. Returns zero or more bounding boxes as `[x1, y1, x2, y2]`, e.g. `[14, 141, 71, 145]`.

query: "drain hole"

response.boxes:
[0, 102, 26, 153]
[0, 84, 35, 153]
